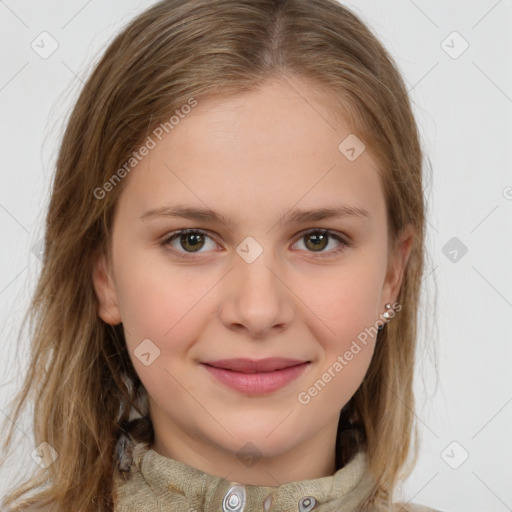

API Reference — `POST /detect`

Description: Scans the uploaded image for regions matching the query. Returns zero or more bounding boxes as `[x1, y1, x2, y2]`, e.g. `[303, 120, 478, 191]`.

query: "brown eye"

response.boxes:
[303, 232, 329, 251]
[178, 231, 205, 252]
[164, 229, 217, 255]
[294, 229, 348, 255]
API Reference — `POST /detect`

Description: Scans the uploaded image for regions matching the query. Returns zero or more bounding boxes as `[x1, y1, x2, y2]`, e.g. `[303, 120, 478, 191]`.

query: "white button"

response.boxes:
[298, 496, 317, 511]
[222, 485, 246, 512]
[263, 493, 274, 511]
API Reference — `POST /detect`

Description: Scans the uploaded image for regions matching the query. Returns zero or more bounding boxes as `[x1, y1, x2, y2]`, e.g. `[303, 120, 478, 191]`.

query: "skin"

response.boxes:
[93, 76, 413, 486]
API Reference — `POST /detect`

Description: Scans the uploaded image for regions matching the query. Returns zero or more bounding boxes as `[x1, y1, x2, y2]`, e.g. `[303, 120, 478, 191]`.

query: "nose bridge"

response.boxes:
[220, 234, 294, 337]
[237, 239, 278, 296]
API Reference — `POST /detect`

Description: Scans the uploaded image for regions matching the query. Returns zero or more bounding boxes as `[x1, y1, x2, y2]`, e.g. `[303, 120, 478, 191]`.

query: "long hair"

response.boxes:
[0, 1, 434, 510]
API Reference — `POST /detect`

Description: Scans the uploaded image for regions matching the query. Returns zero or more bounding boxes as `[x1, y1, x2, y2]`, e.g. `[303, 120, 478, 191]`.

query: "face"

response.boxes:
[93, 76, 413, 482]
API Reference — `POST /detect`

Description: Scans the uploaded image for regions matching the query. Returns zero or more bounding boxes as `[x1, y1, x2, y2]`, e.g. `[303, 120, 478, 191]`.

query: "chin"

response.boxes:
[215, 429, 297, 459]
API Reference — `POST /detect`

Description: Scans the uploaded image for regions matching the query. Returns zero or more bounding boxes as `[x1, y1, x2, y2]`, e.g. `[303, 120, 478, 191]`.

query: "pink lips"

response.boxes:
[201, 357, 310, 394]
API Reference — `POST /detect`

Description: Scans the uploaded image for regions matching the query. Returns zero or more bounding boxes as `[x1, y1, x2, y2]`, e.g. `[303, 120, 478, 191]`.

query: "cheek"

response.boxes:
[294, 261, 382, 411]
[113, 254, 214, 399]
[300, 255, 384, 348]
[113, 247, 214, 355]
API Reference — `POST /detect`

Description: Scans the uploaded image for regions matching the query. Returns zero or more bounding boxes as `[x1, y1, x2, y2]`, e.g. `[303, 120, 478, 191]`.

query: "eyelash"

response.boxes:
[161, 228, 351, 260]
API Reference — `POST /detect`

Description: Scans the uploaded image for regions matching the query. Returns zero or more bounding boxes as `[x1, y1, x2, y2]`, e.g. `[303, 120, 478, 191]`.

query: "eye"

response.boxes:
[292, 229, 349, 256]
[162, 229, 218, 258]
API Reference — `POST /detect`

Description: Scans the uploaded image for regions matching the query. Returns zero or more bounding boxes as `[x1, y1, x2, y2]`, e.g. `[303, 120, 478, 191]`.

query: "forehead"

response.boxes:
[115, 77, 386, 228]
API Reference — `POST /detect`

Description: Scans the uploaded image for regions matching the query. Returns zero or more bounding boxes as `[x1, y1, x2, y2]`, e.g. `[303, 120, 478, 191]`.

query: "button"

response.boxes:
[298, 496, 317, 511]
[263, 493, 274, 511]
[222, 485, 247, 512]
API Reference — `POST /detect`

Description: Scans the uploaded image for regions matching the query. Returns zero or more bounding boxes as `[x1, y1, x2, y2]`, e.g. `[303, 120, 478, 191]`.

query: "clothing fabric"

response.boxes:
[113, 438, 443, 512]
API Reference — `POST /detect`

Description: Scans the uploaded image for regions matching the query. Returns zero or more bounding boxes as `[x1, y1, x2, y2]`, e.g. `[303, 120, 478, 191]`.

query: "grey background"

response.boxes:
[1, 1, 511, 510]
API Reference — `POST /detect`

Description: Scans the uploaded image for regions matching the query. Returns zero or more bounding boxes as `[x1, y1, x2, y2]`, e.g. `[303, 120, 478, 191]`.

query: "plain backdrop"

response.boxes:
[0, 1, 511, 511]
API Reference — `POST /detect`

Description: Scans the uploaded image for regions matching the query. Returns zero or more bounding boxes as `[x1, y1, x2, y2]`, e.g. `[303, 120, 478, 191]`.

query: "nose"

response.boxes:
[219, 249, 295, 339]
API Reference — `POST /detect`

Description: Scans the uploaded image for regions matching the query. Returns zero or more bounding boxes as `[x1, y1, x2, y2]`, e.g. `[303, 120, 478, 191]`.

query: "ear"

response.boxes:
[381, 224, 415, 305]
[92, 250, 122, 325]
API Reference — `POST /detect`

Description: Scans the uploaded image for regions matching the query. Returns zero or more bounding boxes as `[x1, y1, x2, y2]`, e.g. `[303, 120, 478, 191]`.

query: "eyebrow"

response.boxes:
[140, 204, 370, 226]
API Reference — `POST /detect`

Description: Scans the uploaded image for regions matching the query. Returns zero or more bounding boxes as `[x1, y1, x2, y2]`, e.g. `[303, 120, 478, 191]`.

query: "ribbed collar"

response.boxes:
[114, 438, 376, 512]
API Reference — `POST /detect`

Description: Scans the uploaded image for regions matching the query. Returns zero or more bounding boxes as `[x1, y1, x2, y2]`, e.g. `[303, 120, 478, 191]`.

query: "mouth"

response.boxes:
[201, 357, 310, 373]
[200, 358, 311, 394]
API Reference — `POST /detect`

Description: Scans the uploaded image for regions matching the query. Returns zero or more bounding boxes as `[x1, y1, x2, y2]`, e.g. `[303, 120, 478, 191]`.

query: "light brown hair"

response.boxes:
[0, 0, 435, 510]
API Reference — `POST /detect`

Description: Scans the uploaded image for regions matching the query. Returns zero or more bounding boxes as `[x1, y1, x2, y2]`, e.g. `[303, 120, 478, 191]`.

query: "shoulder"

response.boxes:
[393, 502, 446, 512]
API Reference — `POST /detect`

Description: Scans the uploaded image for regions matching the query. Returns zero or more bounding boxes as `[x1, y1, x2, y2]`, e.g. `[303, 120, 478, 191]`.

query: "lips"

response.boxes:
[201, 358, 311, 394]
[201, 357, 308, 373]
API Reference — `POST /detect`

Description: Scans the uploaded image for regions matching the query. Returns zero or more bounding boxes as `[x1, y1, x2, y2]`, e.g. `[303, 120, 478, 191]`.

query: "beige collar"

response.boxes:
[114, 439, 376, 512]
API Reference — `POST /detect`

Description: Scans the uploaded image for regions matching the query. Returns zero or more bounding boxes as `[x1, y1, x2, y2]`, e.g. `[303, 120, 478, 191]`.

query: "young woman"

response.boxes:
[1, 1, 439, 510]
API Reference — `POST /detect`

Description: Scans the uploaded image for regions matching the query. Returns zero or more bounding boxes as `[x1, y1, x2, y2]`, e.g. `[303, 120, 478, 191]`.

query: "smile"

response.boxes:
[200, 361, 311, 394]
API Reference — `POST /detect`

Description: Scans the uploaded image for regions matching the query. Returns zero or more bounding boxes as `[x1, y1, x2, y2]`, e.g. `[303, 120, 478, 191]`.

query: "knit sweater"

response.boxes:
[113, 439, 444, 512]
